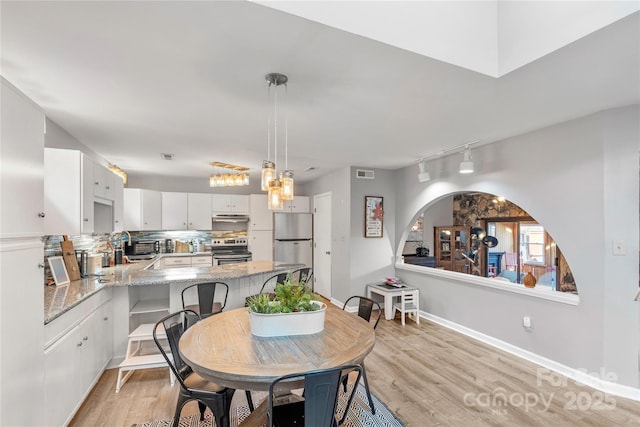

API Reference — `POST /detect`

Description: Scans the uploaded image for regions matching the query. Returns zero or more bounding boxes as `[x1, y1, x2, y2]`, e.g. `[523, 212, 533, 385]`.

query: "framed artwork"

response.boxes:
[47, 256, 70, 286]
[365, 196, 384, 238]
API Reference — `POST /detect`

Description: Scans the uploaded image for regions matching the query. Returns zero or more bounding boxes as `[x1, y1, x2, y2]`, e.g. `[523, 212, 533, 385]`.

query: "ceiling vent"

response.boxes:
[356, 169, 374, 179]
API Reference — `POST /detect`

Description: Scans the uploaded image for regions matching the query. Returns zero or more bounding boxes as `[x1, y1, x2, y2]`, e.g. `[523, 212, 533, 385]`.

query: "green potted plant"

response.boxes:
[247, 276, 326, 336]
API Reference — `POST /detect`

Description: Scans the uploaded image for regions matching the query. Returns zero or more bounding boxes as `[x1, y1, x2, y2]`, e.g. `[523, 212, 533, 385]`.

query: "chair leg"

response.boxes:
[205, 388, 236, 427]
[340, 363, 375, 424]
[197, 401, 207, 420]
[172, 394, 191, 427]
[245, 390, 255, 412]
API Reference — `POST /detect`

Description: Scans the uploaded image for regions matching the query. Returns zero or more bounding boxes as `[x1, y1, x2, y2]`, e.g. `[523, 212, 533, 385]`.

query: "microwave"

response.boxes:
[125, 240, 160, 256]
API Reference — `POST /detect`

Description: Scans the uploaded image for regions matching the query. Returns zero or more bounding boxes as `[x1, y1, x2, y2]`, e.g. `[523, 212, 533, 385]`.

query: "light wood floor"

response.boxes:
[70, 307, 640, 427]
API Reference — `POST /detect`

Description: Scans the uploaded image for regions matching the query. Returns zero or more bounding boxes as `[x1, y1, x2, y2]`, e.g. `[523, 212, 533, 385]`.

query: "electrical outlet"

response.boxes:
[523, 316, 532, 331]
[613, 240, 626, 256]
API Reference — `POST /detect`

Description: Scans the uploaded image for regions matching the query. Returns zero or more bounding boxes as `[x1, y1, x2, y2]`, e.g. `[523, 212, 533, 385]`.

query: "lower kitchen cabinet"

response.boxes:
[249, 229, 273, 262]
[44, 293, 112, 426]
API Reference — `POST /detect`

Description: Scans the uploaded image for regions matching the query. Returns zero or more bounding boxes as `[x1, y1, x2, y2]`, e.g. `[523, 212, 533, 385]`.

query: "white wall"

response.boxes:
[393, 106, 639, 388]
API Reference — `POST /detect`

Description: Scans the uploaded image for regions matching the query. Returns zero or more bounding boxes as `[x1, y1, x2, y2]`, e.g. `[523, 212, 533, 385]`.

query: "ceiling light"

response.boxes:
[261, 72, 294, 209]
[108, 164, 127, 184]
[459, 146, 474, 174]
[418, 160, 430, 182]
[209, 162, 249, 187]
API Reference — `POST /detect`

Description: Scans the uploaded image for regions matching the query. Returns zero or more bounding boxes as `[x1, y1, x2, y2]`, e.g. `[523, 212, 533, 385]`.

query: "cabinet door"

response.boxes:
[249, 194, 272, 230]
[435, 227, 453, 269]
[98, 302, 113, 372]
[0, 80, 45, 238]
[93, 163, 107, 199]
[45, 325, 83, 427]
[191, 255, 213, 266]
[249, 229, 273, 261]
[211, 194, 231, 213]
[230, 195, 249, 213]
[188, 193, 212, 229]
[287, 196, 310, 213]
[164, 257, 191, 268]
[113, 175, 124, 232]
[162, 192, 188, 230]
[123, 188, 142, 230]
[81, 154, 95, 233]
[1, 240, 45, 426]
[141, 189, 162, 230]
[104, 169, 116, 201]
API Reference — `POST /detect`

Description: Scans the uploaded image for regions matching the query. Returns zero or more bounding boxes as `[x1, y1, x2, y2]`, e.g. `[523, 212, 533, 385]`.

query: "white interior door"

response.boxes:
[313, 192, 332, 299]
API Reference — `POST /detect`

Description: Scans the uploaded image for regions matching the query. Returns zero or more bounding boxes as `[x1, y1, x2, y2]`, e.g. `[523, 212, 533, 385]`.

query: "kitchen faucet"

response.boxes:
[121, 230, 131, 248]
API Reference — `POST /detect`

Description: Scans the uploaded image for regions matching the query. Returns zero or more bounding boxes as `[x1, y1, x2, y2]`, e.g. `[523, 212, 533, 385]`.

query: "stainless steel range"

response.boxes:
[211, 237, 252, 265]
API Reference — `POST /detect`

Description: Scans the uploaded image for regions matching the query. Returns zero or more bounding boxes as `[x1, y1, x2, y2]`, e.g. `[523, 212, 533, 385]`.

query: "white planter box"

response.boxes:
[249, 301, 327, 337]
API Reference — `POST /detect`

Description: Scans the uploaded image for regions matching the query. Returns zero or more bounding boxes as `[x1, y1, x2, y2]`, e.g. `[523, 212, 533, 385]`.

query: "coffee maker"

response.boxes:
[165, 239, 173, 253]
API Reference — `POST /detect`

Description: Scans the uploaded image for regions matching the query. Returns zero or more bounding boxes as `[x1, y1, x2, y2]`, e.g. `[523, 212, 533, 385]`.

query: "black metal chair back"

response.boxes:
[291, 267, 312, 284]
[153, 310, 199, 388]
[181, 282, 229, 318]
[259, 272, 289, 294]
[268, 364, 362, 427]
[343, 295, 382, 329]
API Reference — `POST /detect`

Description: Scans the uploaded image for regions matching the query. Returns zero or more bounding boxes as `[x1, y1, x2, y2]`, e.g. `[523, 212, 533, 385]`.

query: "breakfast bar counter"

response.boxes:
[44, 260, 302, 324]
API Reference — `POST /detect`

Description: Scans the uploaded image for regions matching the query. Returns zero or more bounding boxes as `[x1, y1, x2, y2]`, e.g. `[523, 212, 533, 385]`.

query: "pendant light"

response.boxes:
[261, 72, 294, 209]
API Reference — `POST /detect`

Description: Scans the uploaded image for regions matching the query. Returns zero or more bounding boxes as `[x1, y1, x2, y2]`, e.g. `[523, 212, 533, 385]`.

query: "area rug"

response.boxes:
[131, 382, 404, 427]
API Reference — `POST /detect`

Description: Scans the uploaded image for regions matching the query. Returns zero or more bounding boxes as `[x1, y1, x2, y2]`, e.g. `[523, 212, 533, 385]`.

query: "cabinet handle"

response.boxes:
[84, 218, 89, 222]
[103, 317, 109, 321]
[94, 181, 99, 185]
[106, 186, 110, 190]
[38, 263, 45, 269]
[115, 220, 119, 223]
[38, 212, 46, 218]
[83, 336, 88, 341]
[325, 251, 331, 255]
[77, 342, 83, 347]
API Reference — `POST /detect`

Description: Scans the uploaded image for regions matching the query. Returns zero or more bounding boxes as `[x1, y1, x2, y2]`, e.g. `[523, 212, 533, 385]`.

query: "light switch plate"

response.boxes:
[613, 240, 626, 256]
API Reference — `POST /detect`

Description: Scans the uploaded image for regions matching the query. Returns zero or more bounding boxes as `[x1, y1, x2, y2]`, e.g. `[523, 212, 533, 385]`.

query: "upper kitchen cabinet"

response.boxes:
[188, 193, 212, 230]
[161, 192, 188, 230]
[93, 163, 115, 201]
[44, 148, 95, 235]
[249, 194, 272, 230]
[0, 79, 45, 238]
[124, 188, 162, 231]
[284, 196, 310, 213]
[112, 175, 124, 232]
[211, 194, 249, 215]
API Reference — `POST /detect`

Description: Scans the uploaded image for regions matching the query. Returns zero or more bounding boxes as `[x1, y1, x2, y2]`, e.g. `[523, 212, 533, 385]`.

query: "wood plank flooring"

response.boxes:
[70, 306, 640, 426]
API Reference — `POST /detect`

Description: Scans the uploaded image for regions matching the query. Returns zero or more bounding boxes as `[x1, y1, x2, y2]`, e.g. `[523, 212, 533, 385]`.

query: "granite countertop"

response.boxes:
[44, 259, 302, 324]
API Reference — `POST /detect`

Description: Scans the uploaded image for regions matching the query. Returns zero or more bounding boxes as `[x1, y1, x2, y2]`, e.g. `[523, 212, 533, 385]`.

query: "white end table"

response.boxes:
[367, 282, 418, 320]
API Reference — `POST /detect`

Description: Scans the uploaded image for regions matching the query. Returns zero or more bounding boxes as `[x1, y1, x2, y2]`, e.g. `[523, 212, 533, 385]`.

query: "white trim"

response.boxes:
[396, 262, 579, 306]
[421, 310, 640, 402]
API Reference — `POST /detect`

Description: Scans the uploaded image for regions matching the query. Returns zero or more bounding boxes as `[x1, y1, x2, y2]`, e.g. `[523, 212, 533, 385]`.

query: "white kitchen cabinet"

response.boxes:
[124, 188, 162, 231]
[113, 175, 125, 232]
[163, 257, 192, 268]
[284, 196, 310, 213]
[211, 194, 249, 214]
[249, 229, 273, 261]
[161, 192, 188, 230]
[192, 255, 213, 266]
[0, 239, 45, 426]
[188, 193, 212, 229]
[44, 293, 112, 427]
[249, 194, 272, 231]
[44, 148, 95, 235]
[93, 163, 116, 201]
[0, 79, 45, 238]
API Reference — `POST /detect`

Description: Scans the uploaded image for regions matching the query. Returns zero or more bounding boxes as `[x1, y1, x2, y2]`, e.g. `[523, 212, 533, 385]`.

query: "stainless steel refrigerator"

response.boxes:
[273, 213, 313, 267]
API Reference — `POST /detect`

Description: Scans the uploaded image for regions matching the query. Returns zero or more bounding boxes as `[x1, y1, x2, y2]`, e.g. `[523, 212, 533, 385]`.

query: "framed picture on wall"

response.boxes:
[365, 196, 384, 238]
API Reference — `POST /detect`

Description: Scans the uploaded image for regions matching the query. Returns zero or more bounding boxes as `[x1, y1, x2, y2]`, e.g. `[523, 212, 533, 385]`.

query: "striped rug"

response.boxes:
[131, 382, 404, 427]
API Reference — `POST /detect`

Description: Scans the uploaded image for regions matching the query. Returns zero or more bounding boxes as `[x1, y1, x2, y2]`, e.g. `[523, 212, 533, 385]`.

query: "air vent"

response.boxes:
[161, 153, 174, 160]
[356, 169, 374, 179]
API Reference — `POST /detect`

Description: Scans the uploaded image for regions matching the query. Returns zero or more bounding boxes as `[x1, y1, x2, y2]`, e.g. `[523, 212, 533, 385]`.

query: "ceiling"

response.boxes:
[1, 1, 638, 185]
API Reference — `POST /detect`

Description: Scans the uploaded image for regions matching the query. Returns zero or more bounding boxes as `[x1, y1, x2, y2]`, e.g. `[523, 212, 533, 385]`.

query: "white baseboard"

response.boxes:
[420, 311, 640, 402]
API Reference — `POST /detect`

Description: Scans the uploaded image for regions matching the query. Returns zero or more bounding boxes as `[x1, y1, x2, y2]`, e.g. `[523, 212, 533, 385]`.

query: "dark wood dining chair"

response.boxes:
[340, 295, 381, 423]
[153, 310, 235, 427]
[268, 364, 362, 427]
[181, 281, 229, 319]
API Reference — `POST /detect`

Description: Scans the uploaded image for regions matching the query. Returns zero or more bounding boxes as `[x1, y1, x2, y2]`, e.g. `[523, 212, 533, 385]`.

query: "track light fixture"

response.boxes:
[418, 160, 430, 182]
[459, 145, 474, 174]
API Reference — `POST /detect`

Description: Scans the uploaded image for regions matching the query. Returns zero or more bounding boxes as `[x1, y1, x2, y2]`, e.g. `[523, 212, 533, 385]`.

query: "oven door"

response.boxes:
[214, 254, 252, 265]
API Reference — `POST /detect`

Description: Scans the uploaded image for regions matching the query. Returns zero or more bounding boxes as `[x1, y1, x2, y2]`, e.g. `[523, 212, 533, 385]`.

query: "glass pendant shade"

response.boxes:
[267, 179, 284, 210]
[281, 170, 294, 200]
[261, 160, 275, 191]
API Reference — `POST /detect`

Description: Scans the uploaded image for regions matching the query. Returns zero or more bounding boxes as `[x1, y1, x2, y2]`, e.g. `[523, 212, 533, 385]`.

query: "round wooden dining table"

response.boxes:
[179, 305, 376, 392]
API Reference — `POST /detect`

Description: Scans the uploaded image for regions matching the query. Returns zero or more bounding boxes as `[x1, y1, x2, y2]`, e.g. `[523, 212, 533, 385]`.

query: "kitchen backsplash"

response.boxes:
[42, 230, 215, 285]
